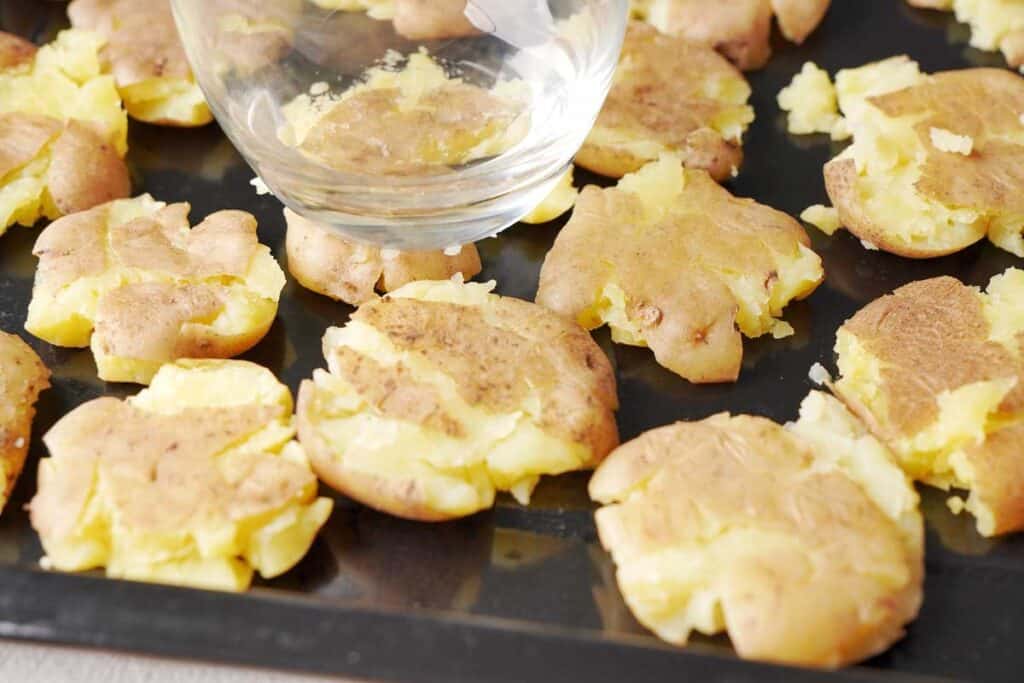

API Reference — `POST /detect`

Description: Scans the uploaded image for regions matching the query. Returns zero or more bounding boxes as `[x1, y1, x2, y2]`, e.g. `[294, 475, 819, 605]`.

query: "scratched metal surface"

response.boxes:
[0, 1, 1021, 681]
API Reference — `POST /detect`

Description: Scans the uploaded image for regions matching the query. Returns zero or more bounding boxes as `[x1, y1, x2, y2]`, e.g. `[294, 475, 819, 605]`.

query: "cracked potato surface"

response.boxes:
[0, 332, 49, 515]
[297, 279, 619, 521]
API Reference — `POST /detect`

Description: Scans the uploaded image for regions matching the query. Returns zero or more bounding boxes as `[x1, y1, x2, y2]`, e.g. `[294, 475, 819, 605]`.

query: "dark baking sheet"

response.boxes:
[1, 1, 1022, 680]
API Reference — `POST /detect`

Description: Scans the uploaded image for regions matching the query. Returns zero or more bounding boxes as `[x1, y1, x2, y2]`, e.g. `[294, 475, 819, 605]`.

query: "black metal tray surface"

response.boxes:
[1, 1, 1021, 681]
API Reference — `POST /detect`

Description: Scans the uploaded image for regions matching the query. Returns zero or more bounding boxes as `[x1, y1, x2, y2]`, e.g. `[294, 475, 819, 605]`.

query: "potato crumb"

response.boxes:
[800, 204, 842, 235]
[929, 127, 974, 155]
[39, 557, 53, 570]
[250, 176, 271, 195]
[771, 321, 795, 339]
[778, 62, 841, 135]
[13, 437, 24, 449]
[443, 244, 463, 256]
[309, 81, 330, 96]
[948, 496, 967, 515]
[861, 239, 880, 251]
[808, 362, 831, 386]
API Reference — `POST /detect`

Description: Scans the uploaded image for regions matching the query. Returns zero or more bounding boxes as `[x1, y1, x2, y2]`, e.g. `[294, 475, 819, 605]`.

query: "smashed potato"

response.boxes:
[634, 0, 831, 70]
[907, 0, 1024, 70]
[30, 360, 333, 591]
[318, 0, 478, 41]
[68, 0, 212, 126]
[536, 155, 823, 384]
[284, 208, 482, 305]
[0, 332, 49, 515]
[0, 29, 129, 234]
[577, 22, 753, 181]
[26, 194, 286, 385]
[834, 269, 1024, 537]
[281, 50, 526, 175]
[778, 61, 842, 135]
[590, 391, 923, 668]
[296, 279, 619, 521]
[805, 57, 1024, 257]
[521, 167, 579, 225]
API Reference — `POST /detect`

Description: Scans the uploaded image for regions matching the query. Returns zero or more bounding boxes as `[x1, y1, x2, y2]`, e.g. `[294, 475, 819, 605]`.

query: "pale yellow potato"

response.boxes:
[0, 332, 49, 514]
[777, 61, 841, 135]
[907, 0, 1024, 70]
[25, 194, 286, 385]
[577, 22, 753, 181]
[590, 391, 922, 668]
[817, 58, 1024, 258]
[834, 268, 1024, 536]
[536, 155, 824, 384]
[0, 29, 129, 234]
[521, 167, 578, 225]
[635, 0, 831, 70]
[281, 51, 527, 175]
[296, 279, 619, 521]
[284, 208, 482, 305]
[68, 0, 212, 127]
[29, 360, 333, 592]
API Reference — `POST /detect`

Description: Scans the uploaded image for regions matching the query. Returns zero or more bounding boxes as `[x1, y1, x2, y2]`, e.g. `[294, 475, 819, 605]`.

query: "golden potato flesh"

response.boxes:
[0, 29, 129, 234]
[536, 156, 824, 384]
[521, 167, 578, 225]
[68, 0, 212, 127]
[906, 0, 1024, 70]
[0, 332, 49, 514]
[280, 51, 527, 175]
[820, 58, 1024, 257]
[284, 208, 482, 305]
[296, 279, 619, 521]
[29, 360, 333, 592]
[834, 268, 1024, 536]
[25, 195, 286, 385]
[576, 22, 753, 181]
[635, 0, 831, 70]
[590, 391, 923, 668]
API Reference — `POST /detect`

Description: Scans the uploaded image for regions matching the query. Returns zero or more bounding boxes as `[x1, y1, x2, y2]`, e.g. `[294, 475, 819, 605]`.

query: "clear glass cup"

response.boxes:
[170, 0, 628, 250]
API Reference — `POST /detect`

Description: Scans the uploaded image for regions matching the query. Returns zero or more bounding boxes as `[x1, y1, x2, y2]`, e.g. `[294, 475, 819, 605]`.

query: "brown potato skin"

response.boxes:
[0, 31, 36, 70]
[0, 113, 62, 181]
[284, 208, 482, 306]
[576, 22, 748, 181]
[0, 332, 50, 510]
[652, 0, 773, 71]
[46, 120, 132, 216]
[393, 0, 479, 41]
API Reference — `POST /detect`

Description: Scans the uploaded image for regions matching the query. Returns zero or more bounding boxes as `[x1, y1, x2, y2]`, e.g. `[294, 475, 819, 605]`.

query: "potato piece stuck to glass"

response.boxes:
[25, 194, 286, 385]
[834, 268, 1024, 537]
[632, 0, 831, 70]
[284, 208, 482, 305]
[590, 391, 923, 668]
[296, 278, 619, 522]
[0, 29, 130, 235]
[68, 0, 212, 126]
[792, 56, 1024, 258]
[576, 22, 753, 181]
[536, 155, 824, 384]
[30, 360, 333, 592]
[0, 332, 49, 515]
[313, 0, 479, 41]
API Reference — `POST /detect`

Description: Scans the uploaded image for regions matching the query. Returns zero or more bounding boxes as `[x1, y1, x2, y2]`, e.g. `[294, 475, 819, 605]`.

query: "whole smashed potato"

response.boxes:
[68, 0, 212, 126]
[590, 391, 923, 668]
[633, 0, 831, 70]
[0, 29, 130, 234]
[26, 194, 286, 385]
[0, 332, 49, 515]
[536, 155, 824, 384]
[30, 360, 333, 592]
[285, 208, 482, 305]
[817, 58, 1024, 257]
[576, 22, 753, 181]
[296, 279, 619, 521]
[834, 268, 1024, 537]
